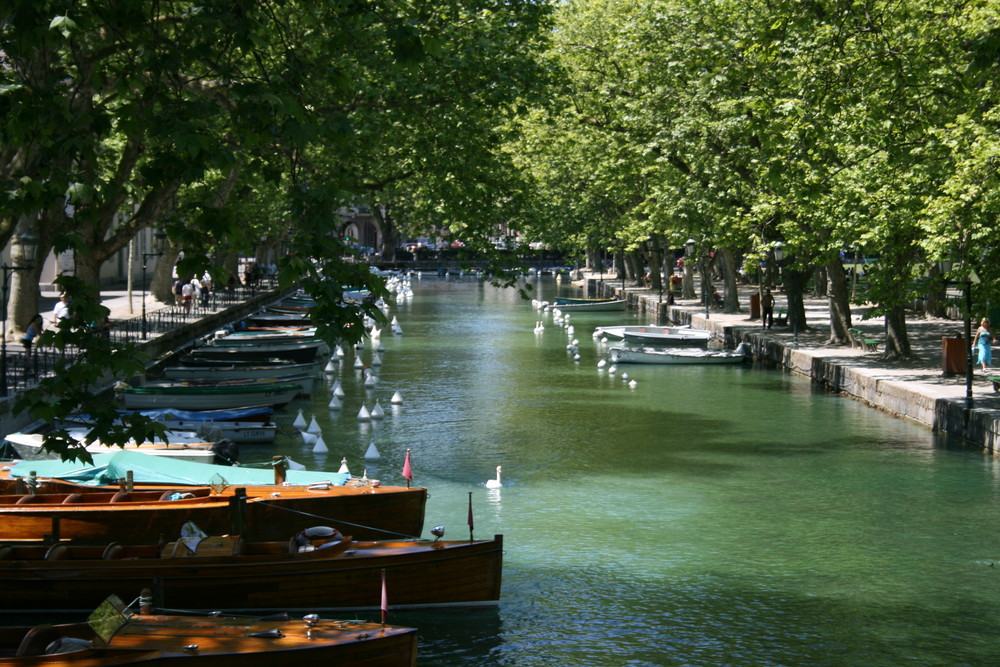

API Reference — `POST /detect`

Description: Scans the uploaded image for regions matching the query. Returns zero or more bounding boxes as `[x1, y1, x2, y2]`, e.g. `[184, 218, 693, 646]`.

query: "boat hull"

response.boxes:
[0, 612, 418, 667]
[609, 346, 747, 365]
[0, 535, 503, 613]
[187, 343, 322, 364]
[121, 385, 301, 410]
[161, 362, 318, 382]
[553, 299, 626, 311]
[0, 485, 427, 544]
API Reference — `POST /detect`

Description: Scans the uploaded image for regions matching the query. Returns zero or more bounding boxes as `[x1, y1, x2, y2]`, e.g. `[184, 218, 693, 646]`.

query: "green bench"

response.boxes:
[848, 327, 880, 352]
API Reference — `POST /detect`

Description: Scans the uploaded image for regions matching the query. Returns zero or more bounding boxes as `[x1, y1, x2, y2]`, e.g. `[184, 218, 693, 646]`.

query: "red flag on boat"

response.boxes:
[401, 449, 412, 485]
[380, 568, 388, 625]
[467, 491, 474, 540]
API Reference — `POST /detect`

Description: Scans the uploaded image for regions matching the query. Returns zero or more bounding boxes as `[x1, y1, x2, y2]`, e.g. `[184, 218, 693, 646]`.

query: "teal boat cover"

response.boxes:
[6, 450, 349, 487]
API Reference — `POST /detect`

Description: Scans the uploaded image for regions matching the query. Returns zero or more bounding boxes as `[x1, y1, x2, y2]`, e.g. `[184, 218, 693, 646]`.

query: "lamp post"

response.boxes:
[1, 231, 39, 396]
[140, 229, 167, 339]
[685, 238, 710, 320]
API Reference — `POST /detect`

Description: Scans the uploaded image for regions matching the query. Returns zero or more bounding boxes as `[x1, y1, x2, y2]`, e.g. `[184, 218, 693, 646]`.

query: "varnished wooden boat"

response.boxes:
[0, 532, 503, 612]
[186, 341, 322, 364]
[0, 482, 427, 544]
[0, 595, 417, 665]
[119, 381, 302, 410]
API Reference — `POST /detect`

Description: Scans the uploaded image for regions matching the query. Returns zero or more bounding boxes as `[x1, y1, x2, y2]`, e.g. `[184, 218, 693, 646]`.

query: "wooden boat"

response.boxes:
[246, 313, 312, 327]
[0, 451, 427, 543]
[0, 594, 417, 665]
[120, 381, 302, 410]
[186, 341, 323, 364]
[0, 531, 503, 612]
[608, 342, 750, 365]
[552, 299, 627, 312]
[620, 325, 713, 346]
[161, 361, 318, 382]
[3, 431, 232, 463]
[138, 375, 316, 399]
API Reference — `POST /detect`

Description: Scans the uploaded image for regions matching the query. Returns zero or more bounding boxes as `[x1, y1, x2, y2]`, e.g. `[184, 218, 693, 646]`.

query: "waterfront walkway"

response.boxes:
[579, 273, 1000, 451]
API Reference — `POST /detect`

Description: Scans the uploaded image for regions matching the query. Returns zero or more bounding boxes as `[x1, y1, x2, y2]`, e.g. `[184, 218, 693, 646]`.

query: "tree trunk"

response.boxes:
[718, 247, 740, 312]
[782, 267, 810, 332]
[813, 266, 828, 297]
[646, 242, 663, 291]
[682, 259, 697, 299]
[884, 305, 911, 359]
[826, 256, 852, 344]
[925, 265, 947, 318]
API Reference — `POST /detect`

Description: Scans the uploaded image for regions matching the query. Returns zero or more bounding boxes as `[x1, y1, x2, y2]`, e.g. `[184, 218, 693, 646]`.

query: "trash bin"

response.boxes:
[942, 337, 966, 374]
[749, 293, 760, 319]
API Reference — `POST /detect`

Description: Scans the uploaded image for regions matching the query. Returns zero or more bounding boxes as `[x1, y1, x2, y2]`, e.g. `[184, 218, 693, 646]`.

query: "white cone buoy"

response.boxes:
[292, 409, 307, 429]
[313, 435, 328, 453]
[324, 358, 338, 372]
[390, 391, 403, 404]
[338, 457, 350, 474]
[597, 359, 607, 368]
[328, 395, 342, 410]
[621, 373, 629, 381]
[301, 431, 318, 445]
[334, 384, 345, 398]
[365, 441, 381, 459]
[609, 365, 617, 374]
[335, 345, 345, 358]
[307, 416, 322, 434]
[364, 373, 378, 386]
[628, 379, 638, 388]
[358, 405, 371, 421]
[353, 356, 364, 369]
[371, 401, 385, 419]
[371, 353, 383, 366]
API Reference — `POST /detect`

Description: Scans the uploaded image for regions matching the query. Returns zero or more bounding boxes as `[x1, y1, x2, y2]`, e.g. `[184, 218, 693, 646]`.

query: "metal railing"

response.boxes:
[3, 285, 266, 397]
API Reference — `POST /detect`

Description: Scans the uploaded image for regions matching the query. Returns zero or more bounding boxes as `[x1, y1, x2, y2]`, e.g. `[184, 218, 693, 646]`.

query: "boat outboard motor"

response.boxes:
[210, 438, 239, 465]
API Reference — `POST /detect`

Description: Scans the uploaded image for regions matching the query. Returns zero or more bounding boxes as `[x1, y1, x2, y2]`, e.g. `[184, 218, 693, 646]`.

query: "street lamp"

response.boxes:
[1, 231, 39, 396]
[938, 259, 974, 409]
[140, 229, 168, 339]
[686, 237, 710, 320]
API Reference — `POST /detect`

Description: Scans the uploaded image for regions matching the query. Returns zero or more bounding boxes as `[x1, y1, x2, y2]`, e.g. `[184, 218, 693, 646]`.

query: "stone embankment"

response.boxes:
[579, 274, 1000, 451]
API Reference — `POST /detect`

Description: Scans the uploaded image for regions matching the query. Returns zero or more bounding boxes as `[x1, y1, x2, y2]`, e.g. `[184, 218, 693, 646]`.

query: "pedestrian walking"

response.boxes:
[973, 317, 992, 372]
[181, 280, 193, 314]
[51, 293, 70, 327]
[761, 288, 775, 329]
[21, 313, 42, 375]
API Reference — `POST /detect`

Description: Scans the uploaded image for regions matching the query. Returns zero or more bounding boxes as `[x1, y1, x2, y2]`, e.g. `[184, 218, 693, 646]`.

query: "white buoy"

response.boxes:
[391, 391, 403, 404]
[313, 435, 328, 453]
[597, 359, 607, 369]
[335, 345, 345, 358]
[486, 465, 502, 488]
[365, 441, 381, 459]
[628, 379, 638, 388]
[609, 365, 617, 374]
[371, 401, 385, 419]
[364, 373, 378, 386]
[334, 384, 345, 398]
[325, 358, 338, 372]
[358, 405, 371, 421]
[338, 457, 350, 474]
[328, 395, 342, 410]
[353, 356, 363, 369]
[300, 431, 318, 445]
[371, 353, 383, 366]
[621, 373, 629, 381]
[292, 409, 307, 429]
[307, 416, 322, 434]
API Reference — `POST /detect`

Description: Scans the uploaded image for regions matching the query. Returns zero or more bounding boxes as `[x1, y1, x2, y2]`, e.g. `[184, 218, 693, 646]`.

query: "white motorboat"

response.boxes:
[609, 342, 751, 365]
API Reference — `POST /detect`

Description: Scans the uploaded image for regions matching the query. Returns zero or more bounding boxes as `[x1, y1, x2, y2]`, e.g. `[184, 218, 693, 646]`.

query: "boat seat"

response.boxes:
[102, 542, 125, 560]
[16, 624, 60, 657]
[15, 495, 46, 505]
[44, 544, 69, 560]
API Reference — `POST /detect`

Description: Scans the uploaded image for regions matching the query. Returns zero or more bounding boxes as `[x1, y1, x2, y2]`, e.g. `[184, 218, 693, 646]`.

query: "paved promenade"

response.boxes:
[579, 273, 1000, 452]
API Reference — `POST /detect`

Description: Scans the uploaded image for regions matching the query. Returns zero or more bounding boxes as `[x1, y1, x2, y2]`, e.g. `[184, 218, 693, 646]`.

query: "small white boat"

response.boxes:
[3, 430, 225, 461]
[609, 342, 751, 365]
[620, 325, 713, 345]
[161, 361, 318, 382]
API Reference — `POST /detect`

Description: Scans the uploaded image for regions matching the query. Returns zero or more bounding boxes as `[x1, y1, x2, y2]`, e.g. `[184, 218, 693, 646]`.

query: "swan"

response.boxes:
[486, 466, 502, 489]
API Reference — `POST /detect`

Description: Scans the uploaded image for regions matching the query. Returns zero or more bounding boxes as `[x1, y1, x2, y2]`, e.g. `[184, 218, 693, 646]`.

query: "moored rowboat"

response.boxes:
[608, 342, 750, 365]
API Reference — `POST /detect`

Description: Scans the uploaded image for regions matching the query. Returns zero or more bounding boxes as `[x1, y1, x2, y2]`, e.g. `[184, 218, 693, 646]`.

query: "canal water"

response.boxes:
[255, 276, 999, 666]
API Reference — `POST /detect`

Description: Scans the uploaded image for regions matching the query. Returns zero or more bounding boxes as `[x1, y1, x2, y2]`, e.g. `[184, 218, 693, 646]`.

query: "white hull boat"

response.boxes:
[609, 342, 751, 365]
[620, 325, 713, 345]
[161, 361, 318, 382]
[3, 430, 223, 461]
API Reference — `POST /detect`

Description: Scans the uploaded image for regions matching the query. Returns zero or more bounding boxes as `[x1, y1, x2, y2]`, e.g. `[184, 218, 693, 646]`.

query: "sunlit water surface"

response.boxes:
[33, 277, 1000, 666]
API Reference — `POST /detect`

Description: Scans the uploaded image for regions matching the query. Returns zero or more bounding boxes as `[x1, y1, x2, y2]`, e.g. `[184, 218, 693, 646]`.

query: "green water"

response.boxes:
[260, 277, 1000, 666]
